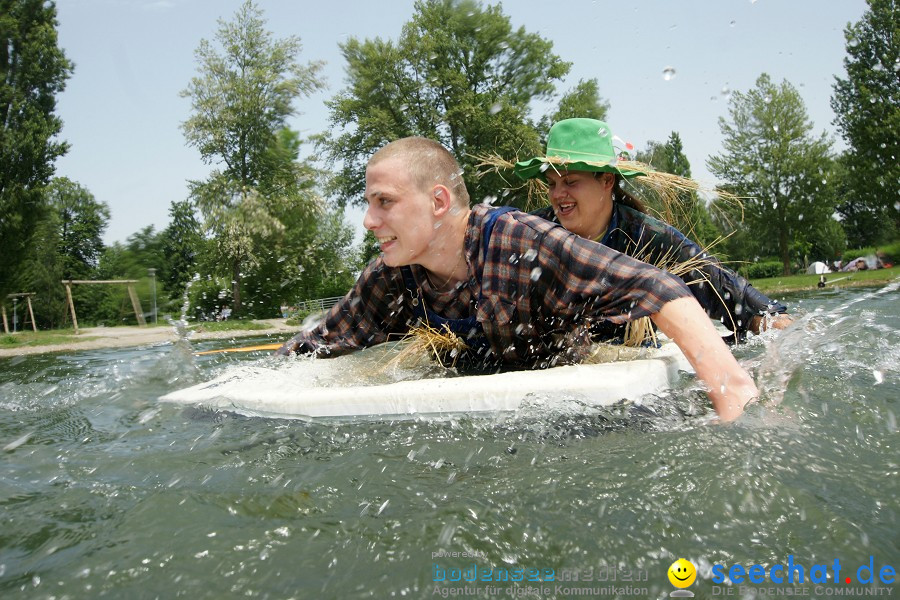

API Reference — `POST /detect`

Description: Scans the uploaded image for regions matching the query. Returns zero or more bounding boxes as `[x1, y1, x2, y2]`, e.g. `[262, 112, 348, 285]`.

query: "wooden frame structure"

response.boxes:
[62, 280, 146, 334]
[2, 293, 38, 333]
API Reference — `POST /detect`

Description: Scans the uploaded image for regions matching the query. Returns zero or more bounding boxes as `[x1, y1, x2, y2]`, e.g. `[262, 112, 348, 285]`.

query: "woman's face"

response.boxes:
[544, 170, 615, 240]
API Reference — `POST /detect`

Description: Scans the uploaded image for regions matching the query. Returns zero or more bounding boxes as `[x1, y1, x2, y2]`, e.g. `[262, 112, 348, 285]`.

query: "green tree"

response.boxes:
[181, 0, 324, 313]
[319, 0, 571, 208]
[16, 178, 109, 328]
[16, 213, 65, 329]
[707, 74, 834, 275]
[48, 177, 110, 279]
[0, 0, 73, 299]
[88, 227, 168, 325]
[634, 132, 719, 249]
[537, 78, 609, 139]
[830, 0, 900, 246]
[358, 230, 382, 268]
[234, 128, 360, 316]
[161, 199, 204, 302]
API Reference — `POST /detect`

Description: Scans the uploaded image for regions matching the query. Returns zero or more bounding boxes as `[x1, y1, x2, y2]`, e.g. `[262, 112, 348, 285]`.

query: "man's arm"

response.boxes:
[275, 258, 405, 357]
[651, 296, 759, 422]
[631, 211, 792, 338]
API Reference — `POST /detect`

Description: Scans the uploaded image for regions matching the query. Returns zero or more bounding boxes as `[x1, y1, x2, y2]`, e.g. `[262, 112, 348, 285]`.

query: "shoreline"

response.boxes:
[750, 273, 899, 296]
[0, 318, 300, 358]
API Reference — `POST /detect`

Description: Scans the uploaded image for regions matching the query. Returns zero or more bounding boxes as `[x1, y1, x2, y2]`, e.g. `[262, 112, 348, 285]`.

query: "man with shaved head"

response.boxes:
[278, 137, 759, 421]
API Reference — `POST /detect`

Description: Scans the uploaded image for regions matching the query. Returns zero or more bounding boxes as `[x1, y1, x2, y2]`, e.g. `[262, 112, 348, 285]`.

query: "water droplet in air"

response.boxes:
[730, 20, 736, 27]
[721, 85, 731, 98]
[489, 102, 502, 114]
[662, 66, 676, 81]
[530, 267, 542, 281]
[873, 370, 883, 384]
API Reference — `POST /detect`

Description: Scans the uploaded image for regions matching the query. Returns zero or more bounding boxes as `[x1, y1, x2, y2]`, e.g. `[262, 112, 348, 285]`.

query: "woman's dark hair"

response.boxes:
[596, 173, 647, 214]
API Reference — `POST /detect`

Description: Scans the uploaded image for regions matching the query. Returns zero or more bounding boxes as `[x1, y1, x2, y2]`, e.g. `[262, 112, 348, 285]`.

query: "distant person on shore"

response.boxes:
[842, 258, 869, 272]
[277, 136, 759, 421]
[512, 118, 792, 343]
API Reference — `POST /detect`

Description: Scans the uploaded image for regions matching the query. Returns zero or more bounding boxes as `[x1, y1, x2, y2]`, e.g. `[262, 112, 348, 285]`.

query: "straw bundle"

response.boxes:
[382, 322, 469, 372]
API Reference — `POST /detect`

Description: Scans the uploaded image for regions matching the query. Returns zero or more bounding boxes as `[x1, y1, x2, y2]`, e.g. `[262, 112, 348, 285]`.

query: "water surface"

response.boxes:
[1, 283, 897, 599]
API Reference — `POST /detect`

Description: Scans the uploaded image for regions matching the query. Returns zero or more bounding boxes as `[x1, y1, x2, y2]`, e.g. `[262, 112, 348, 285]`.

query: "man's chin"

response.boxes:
[380, 254, 406, 268]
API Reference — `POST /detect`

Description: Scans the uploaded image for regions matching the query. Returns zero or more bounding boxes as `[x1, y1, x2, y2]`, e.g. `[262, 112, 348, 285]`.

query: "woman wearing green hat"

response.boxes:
[514, 118, 791, 343]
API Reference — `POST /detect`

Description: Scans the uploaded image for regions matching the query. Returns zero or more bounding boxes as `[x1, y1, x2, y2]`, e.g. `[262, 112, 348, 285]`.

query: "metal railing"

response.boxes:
[295, 296, 344, 314]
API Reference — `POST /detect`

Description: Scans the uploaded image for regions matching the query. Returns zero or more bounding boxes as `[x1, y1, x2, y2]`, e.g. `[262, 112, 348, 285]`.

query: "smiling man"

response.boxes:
[277, 136, 759, 421]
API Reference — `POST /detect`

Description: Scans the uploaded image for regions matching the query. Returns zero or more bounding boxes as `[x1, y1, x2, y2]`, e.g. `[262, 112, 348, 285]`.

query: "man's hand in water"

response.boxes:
[750, 314, 793, 334]
[274, 337, 300, 356]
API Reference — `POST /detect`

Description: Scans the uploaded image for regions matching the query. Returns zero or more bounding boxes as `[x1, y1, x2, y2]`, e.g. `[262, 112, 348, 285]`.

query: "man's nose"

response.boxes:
[363, 205, 379, 230]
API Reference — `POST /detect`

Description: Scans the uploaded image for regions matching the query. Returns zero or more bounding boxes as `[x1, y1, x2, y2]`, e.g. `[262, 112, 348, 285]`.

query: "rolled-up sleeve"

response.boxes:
[284, 258, 411, 356]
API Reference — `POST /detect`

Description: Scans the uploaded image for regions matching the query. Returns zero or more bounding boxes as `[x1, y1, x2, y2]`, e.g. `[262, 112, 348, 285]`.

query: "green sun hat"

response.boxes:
[514, 118, 647, 180]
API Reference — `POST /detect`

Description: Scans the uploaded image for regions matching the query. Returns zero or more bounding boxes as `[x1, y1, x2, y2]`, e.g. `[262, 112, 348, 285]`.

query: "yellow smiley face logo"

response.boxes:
[668, 558, 697, 588]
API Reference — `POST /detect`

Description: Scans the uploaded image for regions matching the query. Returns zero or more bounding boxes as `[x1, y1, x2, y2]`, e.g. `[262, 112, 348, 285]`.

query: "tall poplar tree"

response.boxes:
[181, 0, 324, 312]
[0, 0, 73, 299]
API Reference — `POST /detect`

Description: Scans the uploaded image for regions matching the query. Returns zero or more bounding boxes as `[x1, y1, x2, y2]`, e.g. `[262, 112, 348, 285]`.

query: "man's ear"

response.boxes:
[432, 184, 452, 216]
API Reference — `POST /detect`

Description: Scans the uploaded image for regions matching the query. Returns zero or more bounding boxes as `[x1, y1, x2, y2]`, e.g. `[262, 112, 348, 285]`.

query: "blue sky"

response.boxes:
[53, 0, 869, 245]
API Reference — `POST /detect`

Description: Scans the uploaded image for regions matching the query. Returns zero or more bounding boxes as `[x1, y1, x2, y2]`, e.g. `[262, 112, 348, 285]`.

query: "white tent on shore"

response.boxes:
[806, 261, 832, 274]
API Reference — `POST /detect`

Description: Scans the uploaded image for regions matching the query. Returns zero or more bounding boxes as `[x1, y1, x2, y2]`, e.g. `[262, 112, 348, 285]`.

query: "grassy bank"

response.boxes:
[750, 265, 900, 295]
[0, 330, 99, 349]
[188, 320, 270, 333]
[0, 319, 271, 350]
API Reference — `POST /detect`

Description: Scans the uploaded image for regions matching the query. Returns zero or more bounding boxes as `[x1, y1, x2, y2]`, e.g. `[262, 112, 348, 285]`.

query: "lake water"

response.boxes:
[1, 282, 897, 599]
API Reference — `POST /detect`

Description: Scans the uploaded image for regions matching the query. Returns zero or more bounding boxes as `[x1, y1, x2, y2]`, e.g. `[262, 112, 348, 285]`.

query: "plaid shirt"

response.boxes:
[286, 205, 691, 367]
[533, 203, 788, 342]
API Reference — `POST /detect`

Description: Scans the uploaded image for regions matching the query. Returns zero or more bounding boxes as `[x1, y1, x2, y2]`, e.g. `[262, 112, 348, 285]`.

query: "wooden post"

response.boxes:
[65, 282, 79, 334]
[25, 296, 37, 332]
[127, 285, 147, 326]
[1, 305, 8, 334]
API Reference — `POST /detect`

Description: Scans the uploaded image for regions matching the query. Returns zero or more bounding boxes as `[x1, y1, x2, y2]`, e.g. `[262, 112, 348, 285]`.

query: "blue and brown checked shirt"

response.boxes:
[532, 203, 788, 343]
[283, 205, 692, 368]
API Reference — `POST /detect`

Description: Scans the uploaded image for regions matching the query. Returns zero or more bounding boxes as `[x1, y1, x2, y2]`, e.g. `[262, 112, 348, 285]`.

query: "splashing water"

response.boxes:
[0, 283, 897, 597]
